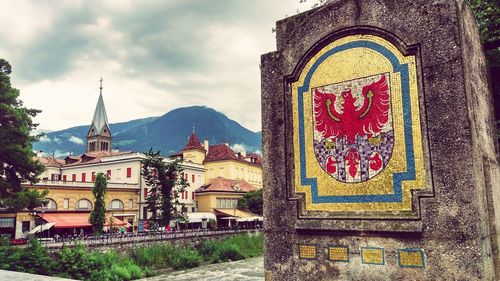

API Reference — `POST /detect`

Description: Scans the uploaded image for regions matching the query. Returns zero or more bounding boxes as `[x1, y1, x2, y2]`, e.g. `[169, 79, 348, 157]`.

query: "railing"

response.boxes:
[41, 228, 262, 248]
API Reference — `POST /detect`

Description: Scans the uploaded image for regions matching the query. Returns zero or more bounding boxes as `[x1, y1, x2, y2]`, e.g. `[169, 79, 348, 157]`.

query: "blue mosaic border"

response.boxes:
[361, 246, 385, 265]
[397, 248, 425, 268]
[328, 245, 350, 262]
[297, 40, 416, 203]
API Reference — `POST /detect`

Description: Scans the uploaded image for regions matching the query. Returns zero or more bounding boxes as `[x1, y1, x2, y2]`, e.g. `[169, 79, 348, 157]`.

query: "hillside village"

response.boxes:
[0, 87, 262, 239]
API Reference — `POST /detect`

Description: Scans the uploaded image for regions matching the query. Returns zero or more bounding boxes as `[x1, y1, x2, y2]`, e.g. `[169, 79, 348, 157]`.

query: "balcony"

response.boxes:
[26, 180, 139, 190]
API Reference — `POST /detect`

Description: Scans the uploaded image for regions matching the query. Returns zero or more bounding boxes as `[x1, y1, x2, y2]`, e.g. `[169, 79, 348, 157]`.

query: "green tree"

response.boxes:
[141, 149, 188, 229]
[89, 173, 107, 234]
[238, 189, 263, 215]
[0, 59, 46, 211]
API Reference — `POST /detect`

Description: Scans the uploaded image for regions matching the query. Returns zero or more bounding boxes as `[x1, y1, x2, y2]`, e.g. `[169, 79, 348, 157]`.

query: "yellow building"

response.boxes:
[177, 132, 263, 189]
[195, 177, 258, 227]
[173, 131, 263, 222]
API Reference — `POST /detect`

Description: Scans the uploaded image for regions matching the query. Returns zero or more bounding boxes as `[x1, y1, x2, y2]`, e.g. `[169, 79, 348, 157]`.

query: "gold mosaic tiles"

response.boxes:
[398, 249, 425, 268]
[299, 245, 317, 259]
[291, 34, 426, 215]
[361, 247, 385, 265]
[328, 246, 349, 262]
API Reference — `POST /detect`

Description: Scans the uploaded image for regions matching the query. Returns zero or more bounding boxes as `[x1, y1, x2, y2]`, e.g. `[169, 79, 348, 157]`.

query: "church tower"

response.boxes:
[86, 78, 112, 153]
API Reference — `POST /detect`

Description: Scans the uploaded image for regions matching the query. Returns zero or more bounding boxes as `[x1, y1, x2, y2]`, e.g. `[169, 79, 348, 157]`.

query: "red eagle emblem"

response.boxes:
[312, 73, 394, 183]
[314, 75, 390, 143]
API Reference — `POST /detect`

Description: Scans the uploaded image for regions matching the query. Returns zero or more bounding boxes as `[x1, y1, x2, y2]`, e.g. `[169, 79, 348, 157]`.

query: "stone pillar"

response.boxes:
[261, 0, 500, 280]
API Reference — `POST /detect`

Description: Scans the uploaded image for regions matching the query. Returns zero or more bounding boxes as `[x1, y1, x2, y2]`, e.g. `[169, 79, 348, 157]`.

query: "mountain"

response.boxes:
[33, 117, 158, 156]
[32, 106, 262, 157]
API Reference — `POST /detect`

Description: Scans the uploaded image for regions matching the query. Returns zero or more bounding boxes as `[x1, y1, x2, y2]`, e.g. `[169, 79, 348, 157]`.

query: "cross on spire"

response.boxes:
[99, 77, 103, 95]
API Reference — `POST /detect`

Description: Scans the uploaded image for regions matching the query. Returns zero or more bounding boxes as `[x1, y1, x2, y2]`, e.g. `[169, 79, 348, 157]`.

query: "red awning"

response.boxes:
[39, 213, 126, 229]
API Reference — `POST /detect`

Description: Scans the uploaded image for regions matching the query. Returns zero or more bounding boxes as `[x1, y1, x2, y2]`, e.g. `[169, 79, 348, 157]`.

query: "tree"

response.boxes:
[238, 189, 263, 215]
[141, 150, 188, 230]
[0, 59, 46, 211]
[89, 173, 107, 234]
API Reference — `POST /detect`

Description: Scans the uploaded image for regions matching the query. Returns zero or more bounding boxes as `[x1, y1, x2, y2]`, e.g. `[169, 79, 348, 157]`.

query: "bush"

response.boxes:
[169, 247, 202, 270]
[0, 232, 263, 280]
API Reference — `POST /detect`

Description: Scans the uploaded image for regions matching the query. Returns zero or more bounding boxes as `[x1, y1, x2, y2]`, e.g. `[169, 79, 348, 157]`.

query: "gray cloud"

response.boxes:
[1, 0, 310, 132]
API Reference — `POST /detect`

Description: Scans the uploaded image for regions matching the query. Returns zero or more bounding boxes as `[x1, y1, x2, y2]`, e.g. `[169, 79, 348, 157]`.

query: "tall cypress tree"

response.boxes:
[0, 59, 46, 211]
[142, 149, 188, 229]
[89, 173, 107, 234]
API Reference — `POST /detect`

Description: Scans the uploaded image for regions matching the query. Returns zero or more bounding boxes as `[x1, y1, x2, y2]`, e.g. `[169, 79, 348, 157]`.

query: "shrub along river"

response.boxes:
[141, 256, 264, 281]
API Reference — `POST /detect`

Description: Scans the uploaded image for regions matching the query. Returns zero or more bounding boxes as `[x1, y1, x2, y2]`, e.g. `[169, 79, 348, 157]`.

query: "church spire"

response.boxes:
[91, 77, 109, 135]
[86, 78, 112, 153]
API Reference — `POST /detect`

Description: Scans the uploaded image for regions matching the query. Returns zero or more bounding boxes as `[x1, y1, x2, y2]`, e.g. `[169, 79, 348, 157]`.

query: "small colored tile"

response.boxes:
[328, 246, 349, 262]
[299, 245, 317, 259]
[398, 248, 425, 268]
[361, 247, 385, 265]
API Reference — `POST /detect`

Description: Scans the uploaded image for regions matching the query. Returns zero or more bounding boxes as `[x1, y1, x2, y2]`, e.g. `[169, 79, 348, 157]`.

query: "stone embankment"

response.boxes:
[38, 229, 262, 252]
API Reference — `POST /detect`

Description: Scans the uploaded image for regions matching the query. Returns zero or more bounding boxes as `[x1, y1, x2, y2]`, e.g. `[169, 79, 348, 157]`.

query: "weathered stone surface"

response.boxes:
[261, 0, 500, 280]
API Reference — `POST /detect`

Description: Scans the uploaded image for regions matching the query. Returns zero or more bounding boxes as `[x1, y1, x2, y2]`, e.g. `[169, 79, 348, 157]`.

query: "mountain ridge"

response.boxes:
[32, 106, 262, 157]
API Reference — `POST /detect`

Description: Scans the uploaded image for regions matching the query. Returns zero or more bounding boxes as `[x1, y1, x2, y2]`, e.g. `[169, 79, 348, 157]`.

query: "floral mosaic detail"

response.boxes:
[312, 73, 394, 183]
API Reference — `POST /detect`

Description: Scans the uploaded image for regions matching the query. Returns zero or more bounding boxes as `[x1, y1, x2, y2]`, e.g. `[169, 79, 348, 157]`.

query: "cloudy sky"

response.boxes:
[0, 0, 317, 133]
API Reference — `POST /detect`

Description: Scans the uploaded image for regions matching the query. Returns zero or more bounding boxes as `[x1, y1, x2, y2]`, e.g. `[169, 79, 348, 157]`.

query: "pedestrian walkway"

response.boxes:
[0, 270, 76, 280]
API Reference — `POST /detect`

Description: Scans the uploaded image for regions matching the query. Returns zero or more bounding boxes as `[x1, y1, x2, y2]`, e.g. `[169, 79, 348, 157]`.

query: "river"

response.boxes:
[141, 256, 264, 281]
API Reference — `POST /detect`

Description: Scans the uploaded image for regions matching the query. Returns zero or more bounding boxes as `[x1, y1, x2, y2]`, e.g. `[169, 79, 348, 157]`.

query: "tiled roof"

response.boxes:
[204, 144, 262, 167]
[182, 132, 205, 151]
[63, 150, 132, 166]
[204, 144, 238, 162]
[34, 156, 65, 167]
[195, 177, 255, 193]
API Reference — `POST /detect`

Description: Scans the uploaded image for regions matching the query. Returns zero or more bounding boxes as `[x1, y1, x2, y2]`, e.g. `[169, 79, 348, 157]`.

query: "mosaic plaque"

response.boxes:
[291, 34, 427, 217]
[398, 248, 425, 268]
[328, 246, 349, 262]
[361, 247, 385, 265]
[299, 245, 317, 259]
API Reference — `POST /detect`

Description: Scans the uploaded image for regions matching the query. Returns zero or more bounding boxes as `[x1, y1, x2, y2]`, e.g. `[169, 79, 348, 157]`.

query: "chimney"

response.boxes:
[204, 138, 209, 153]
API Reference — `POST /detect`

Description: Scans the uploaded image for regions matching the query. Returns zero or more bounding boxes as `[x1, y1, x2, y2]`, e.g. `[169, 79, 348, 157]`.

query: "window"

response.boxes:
[51, 174, 59, 181]
[181, 191, 185, 200]
[192, 192, 195, 200]
[77, 199, 92, 210]
[109, 199, 124, 210]
[81, 173, 86, 182]
[143, 207, 148, 219]
[92, 172, 96, 182]
[22, 221, 30, 233]
[216, 198, 238, 209]
[126, 167, 132, 178]
[144, 188, 148, 198]
[44, 198, 57, 210]
[72, 174, 76, 182]
[63, 198, 69, 209]
[192, 174, 195, 183]
[191, 207, 195, 212]
[107, 170, 111, 179]
[128, 199, 133, 209]
[62, 175, 67, 182]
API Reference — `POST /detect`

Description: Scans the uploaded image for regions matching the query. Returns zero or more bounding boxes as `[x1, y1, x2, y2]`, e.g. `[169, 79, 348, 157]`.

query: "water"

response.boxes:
[142, 256, 264, 281]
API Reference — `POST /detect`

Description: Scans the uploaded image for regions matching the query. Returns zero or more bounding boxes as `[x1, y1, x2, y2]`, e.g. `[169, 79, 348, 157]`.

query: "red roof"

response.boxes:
[204, 144, 262, 167]
[204, 144, 238, 162]
[34, 156, 65, 167]
[40, 213, 125, 229]
[195, 177, 255, 193]
[182, 132, 205, 151]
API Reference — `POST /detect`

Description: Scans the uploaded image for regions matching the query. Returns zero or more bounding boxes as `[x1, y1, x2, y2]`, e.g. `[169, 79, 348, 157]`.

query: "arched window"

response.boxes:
[77, 199, 93, 210]
[109, 199, 124, 210]
[42, 198, 57, 210]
